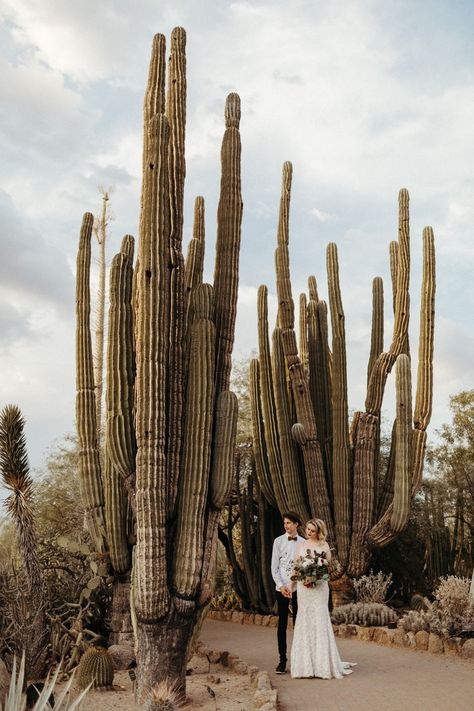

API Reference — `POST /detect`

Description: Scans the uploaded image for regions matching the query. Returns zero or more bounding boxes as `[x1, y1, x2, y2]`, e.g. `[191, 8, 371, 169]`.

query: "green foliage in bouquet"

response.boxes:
[291, 549, 329, 588]
[331, 602, 398, 627]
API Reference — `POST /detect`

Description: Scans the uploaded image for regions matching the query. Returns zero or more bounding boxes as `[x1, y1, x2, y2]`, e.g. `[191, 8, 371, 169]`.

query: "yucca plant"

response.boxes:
[0, 405, 47, 679]
[2, 655, 89, 711]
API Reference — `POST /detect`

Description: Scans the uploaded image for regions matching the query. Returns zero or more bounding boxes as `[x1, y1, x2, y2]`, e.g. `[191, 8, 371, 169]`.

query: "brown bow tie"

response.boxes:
[288, 536, 297, 541]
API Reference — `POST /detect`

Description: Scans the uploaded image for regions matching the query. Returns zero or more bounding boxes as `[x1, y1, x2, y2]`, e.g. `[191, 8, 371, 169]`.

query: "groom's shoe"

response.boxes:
[275, 659, 287, 674]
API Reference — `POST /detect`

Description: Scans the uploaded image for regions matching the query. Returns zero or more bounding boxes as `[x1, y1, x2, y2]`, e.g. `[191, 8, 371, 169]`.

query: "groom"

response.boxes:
[271, 511, 304, 674]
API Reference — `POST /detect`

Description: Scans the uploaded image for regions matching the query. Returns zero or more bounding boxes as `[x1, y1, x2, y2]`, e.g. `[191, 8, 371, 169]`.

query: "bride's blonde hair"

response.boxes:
[305, 518, 327, 541]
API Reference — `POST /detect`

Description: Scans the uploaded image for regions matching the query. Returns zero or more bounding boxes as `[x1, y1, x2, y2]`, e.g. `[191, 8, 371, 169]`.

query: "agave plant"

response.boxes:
[2, 654, 90, 711]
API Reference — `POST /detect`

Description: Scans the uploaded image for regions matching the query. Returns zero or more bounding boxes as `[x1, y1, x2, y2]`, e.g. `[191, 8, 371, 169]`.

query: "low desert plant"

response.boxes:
[352, 570, 393, 604]
[331, 602, 398, 627]
[210, 590, 242, 611]
[399, 576, 474, 637]
[2, 654, 89, 710]
[150, 680, 182, 710]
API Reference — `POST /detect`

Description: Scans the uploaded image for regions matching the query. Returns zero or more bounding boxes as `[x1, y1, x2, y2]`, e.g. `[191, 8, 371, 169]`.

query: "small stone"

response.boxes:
[254, 614, 263, 625]
[346, 624, 358, 636]
[227, 654, 240, 669]
[338, 624, 348, 637]
[415, 630, 429, 651]
[373, 627, 389, 645]
[219, 651, 230, 667]
[443, 637, 462, 656]
[207, 649, 221, 664]
[460, 639, 474, 659]
[256, 671, 272, 692]
[406, 631, 416, 649]
[392, 629, 408, 647]
[428, 633, 443, 654]
[262, 615, 272, 627]
[248, 665, 260, 685]
[269, 615, 278, 628]
[233, 661, 249, 675]
[231, 611, 240, 624]
[357, 626, 375, 641]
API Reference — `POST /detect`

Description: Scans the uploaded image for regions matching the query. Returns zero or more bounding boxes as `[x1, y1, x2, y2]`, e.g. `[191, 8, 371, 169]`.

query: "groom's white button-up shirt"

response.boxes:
[271, 534, 304, 591]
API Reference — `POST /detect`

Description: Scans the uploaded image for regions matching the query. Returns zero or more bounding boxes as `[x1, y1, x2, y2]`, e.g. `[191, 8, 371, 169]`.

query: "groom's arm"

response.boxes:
[271, 538, 284, 590]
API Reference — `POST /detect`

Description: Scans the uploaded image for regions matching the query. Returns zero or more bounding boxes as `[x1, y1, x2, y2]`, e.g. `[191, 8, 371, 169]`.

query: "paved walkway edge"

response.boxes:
[206, 609, 474, 662]
[195, 640, 278, 710]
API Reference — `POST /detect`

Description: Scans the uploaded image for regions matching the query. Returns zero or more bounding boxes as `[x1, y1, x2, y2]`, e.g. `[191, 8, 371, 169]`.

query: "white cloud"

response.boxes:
[0, 0, 472, 469]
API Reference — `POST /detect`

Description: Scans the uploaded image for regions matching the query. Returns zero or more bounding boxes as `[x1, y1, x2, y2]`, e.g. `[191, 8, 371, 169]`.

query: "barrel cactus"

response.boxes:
[331, 602, 398, 627]
[77, 646, 114, 690]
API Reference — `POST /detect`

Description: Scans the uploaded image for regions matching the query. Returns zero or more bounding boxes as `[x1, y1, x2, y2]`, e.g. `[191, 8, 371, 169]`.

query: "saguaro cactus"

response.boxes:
[75, 29, 241, 706]
[251, 164, 436, 599]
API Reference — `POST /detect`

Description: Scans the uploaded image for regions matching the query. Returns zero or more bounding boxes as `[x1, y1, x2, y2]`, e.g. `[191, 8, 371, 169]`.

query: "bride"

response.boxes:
[290, 518, 356, 679]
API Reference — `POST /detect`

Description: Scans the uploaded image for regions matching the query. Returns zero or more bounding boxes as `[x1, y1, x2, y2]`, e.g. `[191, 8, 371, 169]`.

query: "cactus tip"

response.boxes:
[225, 93, 241, 128]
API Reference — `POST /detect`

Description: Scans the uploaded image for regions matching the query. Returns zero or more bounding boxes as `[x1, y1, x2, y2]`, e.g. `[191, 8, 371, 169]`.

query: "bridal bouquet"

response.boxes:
[291, 549, 329, 588]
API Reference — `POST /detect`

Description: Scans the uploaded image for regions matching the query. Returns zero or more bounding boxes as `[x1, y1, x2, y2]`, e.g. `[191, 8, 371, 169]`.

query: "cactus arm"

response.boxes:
[390, 354, 412, 532]
[76, 212, 107, 553]
[256, 285, 286, 510]
[210, 390, 238, 510]
[272, 327, 309, 520]
[166, 27, 187, 519]
[173, 284, 215, 600]
[326, 242, 351, 567]
[106, 247, 137, 509]
[410, 227, 435, 494]
[367, 277, 384, 386]
[135, 113, 171, 621]
[299, 293, 308, 372]
[274, 162, 333, 538]
[213, 93, 243, 396]
[249, 358, 279, 509]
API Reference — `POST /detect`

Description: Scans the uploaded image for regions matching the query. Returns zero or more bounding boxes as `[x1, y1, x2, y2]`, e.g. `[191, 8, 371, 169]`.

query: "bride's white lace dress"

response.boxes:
[290, 576, 356, 679]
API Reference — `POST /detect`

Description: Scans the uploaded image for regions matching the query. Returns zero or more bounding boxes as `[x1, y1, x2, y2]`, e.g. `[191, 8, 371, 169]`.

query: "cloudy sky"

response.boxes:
[0, 0, 473, 473]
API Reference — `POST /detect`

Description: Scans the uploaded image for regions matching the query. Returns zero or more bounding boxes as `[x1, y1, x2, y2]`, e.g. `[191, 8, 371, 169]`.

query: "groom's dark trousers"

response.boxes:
[276, 590, 298, 660]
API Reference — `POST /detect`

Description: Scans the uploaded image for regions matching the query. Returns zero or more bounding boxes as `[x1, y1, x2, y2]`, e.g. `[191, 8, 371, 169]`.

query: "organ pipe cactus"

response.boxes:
[251, 163, 436, 599]
[75, 29, 241, 706]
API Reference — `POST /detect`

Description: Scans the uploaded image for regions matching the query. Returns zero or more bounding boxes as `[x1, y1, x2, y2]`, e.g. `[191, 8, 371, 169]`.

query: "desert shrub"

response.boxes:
[353, 570, 393, 604]
[399, 576, 474, 637]
[331, 602, 397, 627]
[210, 590, 242, 611]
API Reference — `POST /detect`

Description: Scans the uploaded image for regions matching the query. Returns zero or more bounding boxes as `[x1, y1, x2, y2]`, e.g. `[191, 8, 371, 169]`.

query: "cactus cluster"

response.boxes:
[77, 646, 114, 690]
[331, 602, 398, 627]
[75, 29, 242, 702]
[250, 165, 436, 596]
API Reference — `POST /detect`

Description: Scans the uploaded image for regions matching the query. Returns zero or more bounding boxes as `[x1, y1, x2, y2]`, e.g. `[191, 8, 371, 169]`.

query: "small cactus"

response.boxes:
[150, 681, 180, 710]
[77, 646, 114, 690]
[331, 601, 398, 627]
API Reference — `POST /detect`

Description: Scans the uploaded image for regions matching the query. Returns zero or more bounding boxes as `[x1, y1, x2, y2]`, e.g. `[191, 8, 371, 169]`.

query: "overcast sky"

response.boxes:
[0, 0, 473, 475]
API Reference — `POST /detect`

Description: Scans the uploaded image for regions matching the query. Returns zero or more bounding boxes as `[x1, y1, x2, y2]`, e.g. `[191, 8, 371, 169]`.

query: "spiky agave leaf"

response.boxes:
[4, 654, 90, 711]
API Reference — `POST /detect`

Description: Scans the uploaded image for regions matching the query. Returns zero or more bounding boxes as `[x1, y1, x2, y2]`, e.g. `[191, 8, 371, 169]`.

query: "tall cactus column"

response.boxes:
[128, 32, 241, 705]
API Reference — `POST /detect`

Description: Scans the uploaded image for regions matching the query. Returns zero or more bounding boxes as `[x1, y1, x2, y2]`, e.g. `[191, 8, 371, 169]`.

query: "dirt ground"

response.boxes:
[69, 654, 254, 710]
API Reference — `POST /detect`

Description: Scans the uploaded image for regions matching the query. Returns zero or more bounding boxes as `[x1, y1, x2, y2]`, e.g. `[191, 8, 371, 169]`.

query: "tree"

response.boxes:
[426, 391, 474, 579]
[93, 188, 113, 439]
[0, 405, 48, 679]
